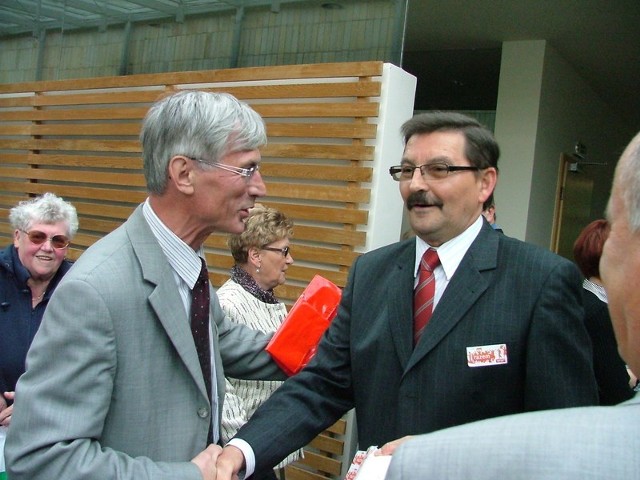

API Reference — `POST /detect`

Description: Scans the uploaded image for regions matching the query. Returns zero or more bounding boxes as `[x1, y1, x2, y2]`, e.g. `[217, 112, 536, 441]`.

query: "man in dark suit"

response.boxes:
[216, 112, 598, 479]
[384, 130, 640, 480]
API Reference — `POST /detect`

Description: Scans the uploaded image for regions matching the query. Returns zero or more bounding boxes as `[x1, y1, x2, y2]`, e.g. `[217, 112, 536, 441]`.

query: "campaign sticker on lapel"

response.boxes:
[466, 343, 508, 367]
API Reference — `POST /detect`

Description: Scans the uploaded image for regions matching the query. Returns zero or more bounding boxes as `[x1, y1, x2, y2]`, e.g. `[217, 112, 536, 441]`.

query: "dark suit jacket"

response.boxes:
[236, 222, 599, 473]
[582, 289, 634, 405]
[0, 244, 73, 394]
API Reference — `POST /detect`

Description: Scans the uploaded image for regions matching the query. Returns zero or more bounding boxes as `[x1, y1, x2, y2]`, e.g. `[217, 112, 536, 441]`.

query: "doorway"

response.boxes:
[551, 153, 594, 261]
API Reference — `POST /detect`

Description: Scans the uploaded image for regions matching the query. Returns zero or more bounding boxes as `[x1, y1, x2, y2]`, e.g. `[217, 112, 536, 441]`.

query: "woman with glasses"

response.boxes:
[217, 205, 300, 480]
[0, 193, 78, 427]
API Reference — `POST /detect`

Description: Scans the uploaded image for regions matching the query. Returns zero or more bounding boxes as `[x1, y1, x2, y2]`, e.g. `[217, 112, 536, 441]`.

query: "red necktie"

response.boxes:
[191, 257, 213, 444]
[414, 248, 440, 346]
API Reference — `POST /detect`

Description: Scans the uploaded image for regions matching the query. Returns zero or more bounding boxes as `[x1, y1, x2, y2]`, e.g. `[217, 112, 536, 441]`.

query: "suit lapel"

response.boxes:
[126, 207, 208, 399]
[388, 242, 418, 369]
[406, 224, 499, 372]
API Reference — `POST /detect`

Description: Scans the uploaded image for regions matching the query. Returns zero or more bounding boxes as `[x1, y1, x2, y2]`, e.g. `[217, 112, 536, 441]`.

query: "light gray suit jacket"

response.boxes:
[5, 206, 285, 480]
[386, 393, 640, 479]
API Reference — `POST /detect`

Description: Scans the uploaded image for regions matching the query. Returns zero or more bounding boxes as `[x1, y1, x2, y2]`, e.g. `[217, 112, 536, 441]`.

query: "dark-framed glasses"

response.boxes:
[21, 229, 70, 249]
[261, 245, 290, 257]
[187, 157, 260, 180]
[389, 163, 480, 181]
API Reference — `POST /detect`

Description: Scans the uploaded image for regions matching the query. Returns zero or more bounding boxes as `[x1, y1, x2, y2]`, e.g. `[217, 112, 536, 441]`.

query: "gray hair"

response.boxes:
[9, 192, 79, 237]
[140, 90, 267, 194]
[617, 131, 640, 232]
[401, 111, 500, 171]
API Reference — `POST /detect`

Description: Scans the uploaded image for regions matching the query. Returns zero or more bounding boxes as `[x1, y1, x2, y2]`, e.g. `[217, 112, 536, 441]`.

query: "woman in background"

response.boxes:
[573, 219, 634, 405]
[218, 205, 301, 480]
[0, 193, 79, 426]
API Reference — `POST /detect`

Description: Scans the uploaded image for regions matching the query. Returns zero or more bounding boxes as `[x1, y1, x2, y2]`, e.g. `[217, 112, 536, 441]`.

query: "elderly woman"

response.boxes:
[573, 219, 634, 405]
[0, 193, 78, 426]
[218, 205, 301, 479]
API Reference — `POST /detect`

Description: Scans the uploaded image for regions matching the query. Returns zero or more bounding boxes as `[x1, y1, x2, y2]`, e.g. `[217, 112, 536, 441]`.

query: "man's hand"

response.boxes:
[216, 445, 245, 480]
[0, 391, 14, 426]
[191, 444, 223, 480]
[376, 435, 413, 456]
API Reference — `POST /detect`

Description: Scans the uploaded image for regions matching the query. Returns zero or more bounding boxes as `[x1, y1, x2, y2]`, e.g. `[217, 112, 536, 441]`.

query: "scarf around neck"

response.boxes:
[230, 264, 279, 304]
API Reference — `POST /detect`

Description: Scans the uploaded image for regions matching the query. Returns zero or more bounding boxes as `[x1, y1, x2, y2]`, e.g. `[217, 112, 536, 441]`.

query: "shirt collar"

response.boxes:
[414, 215, 483, 280]
[583, 278, 608, 303]
[142, 198, 204, 289]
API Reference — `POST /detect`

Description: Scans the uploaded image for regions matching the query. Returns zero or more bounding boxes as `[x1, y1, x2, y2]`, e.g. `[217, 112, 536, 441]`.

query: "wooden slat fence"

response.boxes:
[0, 61, 384, 305]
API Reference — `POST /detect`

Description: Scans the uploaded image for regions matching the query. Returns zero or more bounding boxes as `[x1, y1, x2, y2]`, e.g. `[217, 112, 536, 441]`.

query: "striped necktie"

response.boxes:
[413, 248, 440, 346]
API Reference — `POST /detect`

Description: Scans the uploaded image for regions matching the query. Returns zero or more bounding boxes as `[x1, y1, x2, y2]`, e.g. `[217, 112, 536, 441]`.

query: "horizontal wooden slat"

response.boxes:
[326, 419, 347, 436]
[2, 153, 142, 169]
[292, 451, 342, 477]
[0, 182, 146, 204]
[260, 164, 372, 182]
[266, 183, 370, 203]
[0, 194, 28, 207]
[201, 80, 382, 100]
[253, 102, 379, 119]
[0, 107, 149, 122]
[77, 217, 123, 234]
[72, 200, 137, 219]
[284, 465, 332, 480]
[0, 102, 379, 122]
[0, 166, 146, 187]
[308, 433, 345, 456]
[189, 223, 364, 249]
[266, 122, 377, 139]
[0, 96, 34, 107]
[12, 81, 381, 107]
[267, 201, 368, 225]
[290, 225, 366, 247]
[0, 138, 140, 152]
[0, 121, 377, 140]
[0, 62, 384, 94]
[31, 123, 141, 136]
[262, 144, 374, 161]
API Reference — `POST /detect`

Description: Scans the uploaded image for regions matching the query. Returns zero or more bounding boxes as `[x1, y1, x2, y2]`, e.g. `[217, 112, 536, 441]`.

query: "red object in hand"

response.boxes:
[266, 275, 341, 376]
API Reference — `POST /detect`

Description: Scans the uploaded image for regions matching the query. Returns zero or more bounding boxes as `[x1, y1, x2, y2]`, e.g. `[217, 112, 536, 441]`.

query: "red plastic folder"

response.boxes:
[266, 275, 342, 376]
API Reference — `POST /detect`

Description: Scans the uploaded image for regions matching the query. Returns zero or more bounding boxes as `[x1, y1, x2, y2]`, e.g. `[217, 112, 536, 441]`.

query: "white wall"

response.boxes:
[494, 40, 634, 246]
[366, 63, 417, 252]
[493, 40, 545, 241]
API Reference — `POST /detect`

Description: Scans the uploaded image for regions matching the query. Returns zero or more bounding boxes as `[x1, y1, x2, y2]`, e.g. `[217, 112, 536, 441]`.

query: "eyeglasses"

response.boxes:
[261, 246, 290, 257]
[389, 163, 480, 181]
[187, 157, 260, 180]
[21, 230, 70, 249]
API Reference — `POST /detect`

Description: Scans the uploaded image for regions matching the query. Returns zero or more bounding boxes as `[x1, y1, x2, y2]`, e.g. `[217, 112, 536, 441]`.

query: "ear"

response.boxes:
[248, 247, 261, 267]
[479, 168, 498, 205]
[13, 229, 20, 248]
[167, 155, 195, 195]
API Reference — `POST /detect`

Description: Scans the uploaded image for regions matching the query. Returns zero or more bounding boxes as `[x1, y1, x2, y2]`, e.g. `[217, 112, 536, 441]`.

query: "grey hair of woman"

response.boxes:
[227, 205, 293, 264]
[9, 192, 79, 238]
[140, 90, 267, 194]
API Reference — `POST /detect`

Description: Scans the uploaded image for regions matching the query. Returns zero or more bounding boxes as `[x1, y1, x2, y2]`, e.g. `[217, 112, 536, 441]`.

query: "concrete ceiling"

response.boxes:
[0, 0, 638, 131]
[403, 0, 640, 132]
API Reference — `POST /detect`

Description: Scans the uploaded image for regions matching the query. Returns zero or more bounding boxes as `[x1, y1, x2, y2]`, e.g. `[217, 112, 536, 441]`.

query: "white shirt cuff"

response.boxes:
[228, 437, 255, 478]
